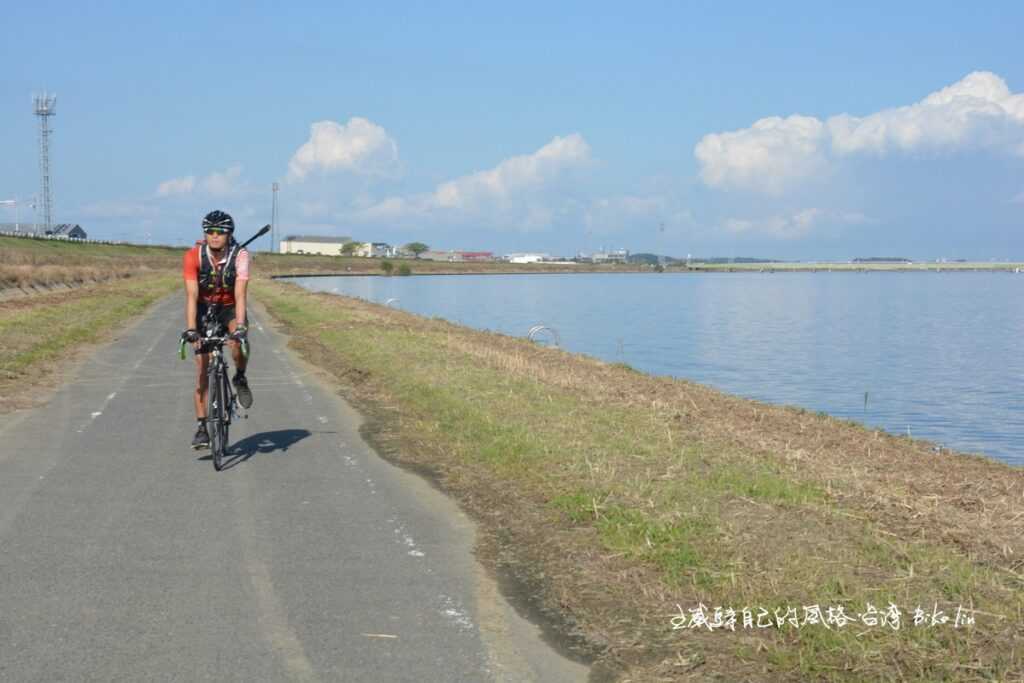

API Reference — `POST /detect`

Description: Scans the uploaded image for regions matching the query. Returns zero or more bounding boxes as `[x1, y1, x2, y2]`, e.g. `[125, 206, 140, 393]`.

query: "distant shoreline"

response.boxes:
[272, 260, 1024, 279]
[683, 261, 1024, 272]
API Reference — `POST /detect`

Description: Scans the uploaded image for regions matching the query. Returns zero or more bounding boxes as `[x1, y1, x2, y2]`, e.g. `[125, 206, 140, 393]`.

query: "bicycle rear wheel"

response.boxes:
[207, 366, 226, 470]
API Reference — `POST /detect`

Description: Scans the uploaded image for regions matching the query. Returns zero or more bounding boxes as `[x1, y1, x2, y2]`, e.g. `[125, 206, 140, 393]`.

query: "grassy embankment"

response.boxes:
[254, 278, 1023, 682]
[0, 274, 179, 411]
[0, 235, 186, 289]
[0, 237, 185, 409]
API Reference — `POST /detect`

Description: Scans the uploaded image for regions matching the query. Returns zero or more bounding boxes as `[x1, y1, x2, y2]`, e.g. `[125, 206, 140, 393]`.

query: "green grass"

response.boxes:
[597, 505, 714, 582]
[704, 461, 825, 504]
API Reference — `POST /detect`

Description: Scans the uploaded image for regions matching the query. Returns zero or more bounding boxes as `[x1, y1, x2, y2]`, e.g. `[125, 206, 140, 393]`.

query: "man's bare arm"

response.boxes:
[234, 279, 247, 327]
[185, 279, 199, 330]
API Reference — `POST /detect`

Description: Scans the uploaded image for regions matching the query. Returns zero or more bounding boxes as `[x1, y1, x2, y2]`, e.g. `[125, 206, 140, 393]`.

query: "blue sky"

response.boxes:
[2, 2, 1022, 259]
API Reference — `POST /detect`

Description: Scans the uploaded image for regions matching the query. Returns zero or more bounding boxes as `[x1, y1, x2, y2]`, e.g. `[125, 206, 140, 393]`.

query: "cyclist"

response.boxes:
[181, 210, 253, 449]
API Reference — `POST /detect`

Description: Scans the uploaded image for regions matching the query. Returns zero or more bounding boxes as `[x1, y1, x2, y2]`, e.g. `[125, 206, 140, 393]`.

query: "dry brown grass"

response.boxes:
[0, 236, 181, 290]
[0, 264, 145, 289]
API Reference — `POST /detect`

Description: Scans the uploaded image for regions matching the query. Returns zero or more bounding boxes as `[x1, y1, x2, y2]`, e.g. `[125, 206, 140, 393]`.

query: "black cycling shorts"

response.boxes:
[194, 303, 237, 355]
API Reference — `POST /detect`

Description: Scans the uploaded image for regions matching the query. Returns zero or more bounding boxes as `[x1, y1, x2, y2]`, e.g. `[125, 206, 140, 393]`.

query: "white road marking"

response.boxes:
[439, 595, 475, 630]
[90, 411, 102, 419]
[391, 523, 425, 558]
[317, 416, 328, 424]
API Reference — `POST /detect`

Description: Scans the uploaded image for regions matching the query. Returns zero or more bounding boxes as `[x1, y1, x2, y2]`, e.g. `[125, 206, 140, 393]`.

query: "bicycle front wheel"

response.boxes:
[207, 368, 226, 471]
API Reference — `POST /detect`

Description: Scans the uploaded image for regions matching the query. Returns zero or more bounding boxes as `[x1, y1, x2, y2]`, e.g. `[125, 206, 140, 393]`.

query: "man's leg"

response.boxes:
[191, 352, 211, 449]
[227, 317, 253, 409]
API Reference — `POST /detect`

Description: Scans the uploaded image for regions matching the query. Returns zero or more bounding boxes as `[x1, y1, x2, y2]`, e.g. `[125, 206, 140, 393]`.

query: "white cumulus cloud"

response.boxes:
[828, 71, 1024, 156]
[202, 165, 244, 197]
[156, 165, 246, 198]
[695, 115, 827, 195]
[429, 133, 590, 210]
[156, 175, 195, 197]
[357, 134, 591, 229]
[696, 71, 1024, 194]
[287, 117, 400, 182]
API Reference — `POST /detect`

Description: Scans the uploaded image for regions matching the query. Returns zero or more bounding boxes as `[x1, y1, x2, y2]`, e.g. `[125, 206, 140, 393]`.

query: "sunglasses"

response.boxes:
[204, 228, 231, 235]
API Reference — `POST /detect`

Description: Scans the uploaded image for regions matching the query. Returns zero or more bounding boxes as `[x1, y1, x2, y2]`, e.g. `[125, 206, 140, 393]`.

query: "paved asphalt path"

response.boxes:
[0, 295, 589, 682]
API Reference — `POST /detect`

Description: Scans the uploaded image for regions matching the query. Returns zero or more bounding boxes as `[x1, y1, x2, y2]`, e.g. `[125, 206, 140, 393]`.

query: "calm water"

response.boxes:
[293, 272, 1024, 466]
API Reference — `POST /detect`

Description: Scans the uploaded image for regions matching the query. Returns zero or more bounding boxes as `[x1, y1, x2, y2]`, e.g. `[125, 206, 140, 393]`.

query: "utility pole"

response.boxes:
[271, 182, 279, 253]
[33, 93, 56, 233]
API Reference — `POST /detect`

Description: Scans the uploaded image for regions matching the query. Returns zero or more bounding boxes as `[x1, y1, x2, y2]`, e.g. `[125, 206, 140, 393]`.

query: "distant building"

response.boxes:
[455, 251, 494, 262]
[419, 250, 455, 261]
[505, 252, 549, 264]
[419, 250, 495, 262]
[280, 235, 352, 255]
[0, 223, 87, 239]
[354, 242, 396, 258]
[591, 249, 629, 264]
[48, 224, 88, 239]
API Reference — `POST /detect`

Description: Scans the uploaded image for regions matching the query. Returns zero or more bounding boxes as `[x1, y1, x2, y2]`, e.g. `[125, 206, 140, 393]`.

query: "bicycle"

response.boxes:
[180, 305, 249, 471]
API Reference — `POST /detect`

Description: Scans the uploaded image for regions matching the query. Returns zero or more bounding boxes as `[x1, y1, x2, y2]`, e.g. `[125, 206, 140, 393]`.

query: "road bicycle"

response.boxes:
[180, 306, 248, 471]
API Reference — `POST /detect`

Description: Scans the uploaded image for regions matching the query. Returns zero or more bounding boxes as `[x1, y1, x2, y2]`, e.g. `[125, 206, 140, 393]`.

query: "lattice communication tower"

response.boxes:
[34, 93, 57, 233]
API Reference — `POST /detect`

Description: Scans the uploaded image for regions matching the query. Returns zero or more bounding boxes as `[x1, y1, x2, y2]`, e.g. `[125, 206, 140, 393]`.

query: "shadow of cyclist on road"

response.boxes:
[197, 429, 315, 469]
[232, 429, 313, 457]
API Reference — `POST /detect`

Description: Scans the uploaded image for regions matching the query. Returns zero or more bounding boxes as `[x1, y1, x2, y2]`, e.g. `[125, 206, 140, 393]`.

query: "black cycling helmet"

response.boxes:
[202, 210, 235, 232]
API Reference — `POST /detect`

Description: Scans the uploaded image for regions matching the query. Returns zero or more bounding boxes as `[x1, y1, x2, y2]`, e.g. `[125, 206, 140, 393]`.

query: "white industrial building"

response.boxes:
[590, 249, 630, 264]
[505, 252, 549, 264]
[279, 235, 352, 255]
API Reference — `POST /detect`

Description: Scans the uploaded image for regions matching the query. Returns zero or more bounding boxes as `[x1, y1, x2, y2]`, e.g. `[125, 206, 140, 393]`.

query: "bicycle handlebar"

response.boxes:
[179, 335, 249, 360]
